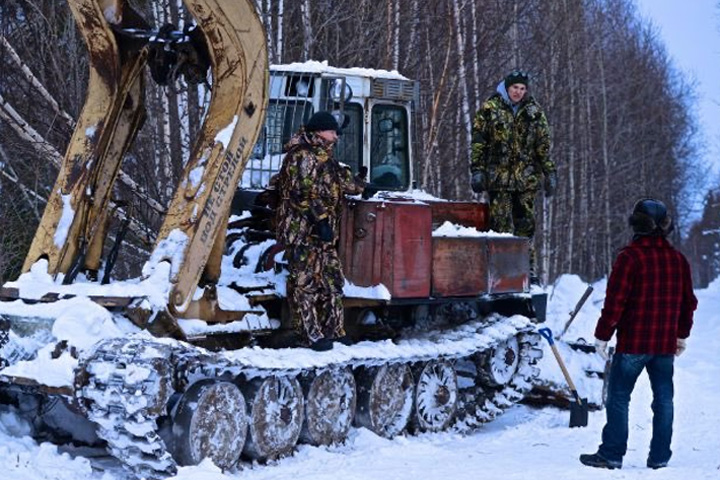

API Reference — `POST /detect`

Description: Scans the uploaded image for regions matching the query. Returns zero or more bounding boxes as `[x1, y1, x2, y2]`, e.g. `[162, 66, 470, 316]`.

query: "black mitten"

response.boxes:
[316, 218, 333, 242]
[471, 171, 485, 193]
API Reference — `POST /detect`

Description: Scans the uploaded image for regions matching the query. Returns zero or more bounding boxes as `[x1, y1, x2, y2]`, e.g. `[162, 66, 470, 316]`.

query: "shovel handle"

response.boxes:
[538, 327, 584, 405]
[539, 327, 554, 345]
[560, 285, 594, 338]
[549, 344, 580, 396]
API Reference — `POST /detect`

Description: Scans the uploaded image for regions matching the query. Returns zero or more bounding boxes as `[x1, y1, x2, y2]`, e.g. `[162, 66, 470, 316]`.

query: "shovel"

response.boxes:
[538, 327, 589, 427]
[558, 285, 593, 339]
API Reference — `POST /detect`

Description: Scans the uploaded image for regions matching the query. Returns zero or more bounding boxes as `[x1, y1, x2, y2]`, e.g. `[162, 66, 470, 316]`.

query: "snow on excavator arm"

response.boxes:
[152, 0, 268, 312]
[19, 0, 268, 312]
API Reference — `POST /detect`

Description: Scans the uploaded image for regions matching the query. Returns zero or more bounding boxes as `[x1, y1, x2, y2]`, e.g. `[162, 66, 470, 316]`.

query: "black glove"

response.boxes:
[470, 171, 485, 193]
[544, 171, 557, 198]
[362, 186, 380, 200]
[315, 218, 334, 242]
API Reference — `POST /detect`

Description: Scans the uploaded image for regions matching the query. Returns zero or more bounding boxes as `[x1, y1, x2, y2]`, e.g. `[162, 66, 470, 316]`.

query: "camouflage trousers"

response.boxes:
[286, 243, 346, 344]
[489, 190, 538, 277]
[488, 190, 537, 237]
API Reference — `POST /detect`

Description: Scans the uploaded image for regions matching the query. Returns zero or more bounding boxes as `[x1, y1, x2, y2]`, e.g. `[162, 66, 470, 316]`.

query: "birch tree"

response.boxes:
[0, 0, 706, 283]
[300, 0, 313, 60]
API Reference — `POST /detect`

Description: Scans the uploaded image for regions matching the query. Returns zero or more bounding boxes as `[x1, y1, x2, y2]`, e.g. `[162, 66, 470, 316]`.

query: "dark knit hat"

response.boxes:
[504, 70, 529, 89]
[628, 198, 674, 236]
[305, 111, 341, 134]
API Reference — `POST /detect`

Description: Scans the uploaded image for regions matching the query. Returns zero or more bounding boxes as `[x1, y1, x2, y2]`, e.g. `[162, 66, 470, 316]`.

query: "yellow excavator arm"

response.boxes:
[20, 0, 268, 313]
[152, 0, 268, 311]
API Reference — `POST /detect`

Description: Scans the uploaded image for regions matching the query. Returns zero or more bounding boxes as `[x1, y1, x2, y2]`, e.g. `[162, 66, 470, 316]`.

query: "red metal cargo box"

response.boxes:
[431, 236, 488, 297]
[487, 236, 530, 294]
[340, 199, 432, 298]
[429, 201, 489, 231]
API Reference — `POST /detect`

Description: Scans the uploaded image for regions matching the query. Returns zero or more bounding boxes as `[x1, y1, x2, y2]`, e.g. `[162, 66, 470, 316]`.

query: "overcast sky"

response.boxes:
[634, 0, 720, 186]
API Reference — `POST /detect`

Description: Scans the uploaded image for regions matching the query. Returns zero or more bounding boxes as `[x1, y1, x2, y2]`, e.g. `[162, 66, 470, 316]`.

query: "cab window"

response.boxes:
[333, 103, 363, 174]
[370, 105, 409, 190]
[263, 100, 313, 155]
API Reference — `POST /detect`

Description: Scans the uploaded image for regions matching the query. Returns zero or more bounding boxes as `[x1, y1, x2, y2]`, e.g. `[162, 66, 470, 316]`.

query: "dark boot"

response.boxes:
[333, 335, 353, 346]
[309, 337, 334, 352]
[579, 453, 622, 469]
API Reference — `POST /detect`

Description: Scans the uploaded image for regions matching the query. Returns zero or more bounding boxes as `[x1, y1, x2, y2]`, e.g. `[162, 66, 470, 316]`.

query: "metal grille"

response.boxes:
[371, 78, 417, 102]
[243, 71, 316, 189]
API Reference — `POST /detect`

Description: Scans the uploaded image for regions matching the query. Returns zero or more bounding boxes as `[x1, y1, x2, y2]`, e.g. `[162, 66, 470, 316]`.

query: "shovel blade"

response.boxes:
[569, 398, 589, 428]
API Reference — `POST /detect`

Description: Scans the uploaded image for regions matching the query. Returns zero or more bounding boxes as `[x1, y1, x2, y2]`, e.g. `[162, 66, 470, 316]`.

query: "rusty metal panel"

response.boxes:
[340, 199, 431, 298]
[429, 201, 489, 231]
[339, 200, 378, 286]
[487, 237, 530, 294]
[387, 202, 432, 297]
[431, 237, 488, 297]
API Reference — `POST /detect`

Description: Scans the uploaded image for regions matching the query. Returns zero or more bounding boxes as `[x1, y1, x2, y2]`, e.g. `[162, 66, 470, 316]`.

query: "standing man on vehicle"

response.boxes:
[580, 198, 697, 470]
[275, 111, 365, 351]
[470, 71, 555, 278]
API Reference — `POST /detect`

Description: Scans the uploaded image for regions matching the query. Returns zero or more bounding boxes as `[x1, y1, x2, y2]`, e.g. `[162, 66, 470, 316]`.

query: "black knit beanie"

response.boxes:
[305, 111, 341, 134]
[504, 71, 529, 89]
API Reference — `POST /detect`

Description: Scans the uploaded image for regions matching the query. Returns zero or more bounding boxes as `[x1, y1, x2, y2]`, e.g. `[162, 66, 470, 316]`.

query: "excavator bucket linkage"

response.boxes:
[17, 0, 268, 320]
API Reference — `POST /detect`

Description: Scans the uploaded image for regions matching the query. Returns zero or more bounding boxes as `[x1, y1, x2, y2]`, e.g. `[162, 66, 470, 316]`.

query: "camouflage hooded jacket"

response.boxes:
[275, 130, 365, 247]
[470, 88, 553, 192]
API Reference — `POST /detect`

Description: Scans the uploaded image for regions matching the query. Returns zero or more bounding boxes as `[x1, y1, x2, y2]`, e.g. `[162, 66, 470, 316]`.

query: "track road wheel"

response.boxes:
[481, 336, 521, 387]
[355, 364, 414, 438]
[241, 375, 304, 460]
[300, 367, 356, 446]
[414, 360, 458, 432]
[171, 379, 248, 469]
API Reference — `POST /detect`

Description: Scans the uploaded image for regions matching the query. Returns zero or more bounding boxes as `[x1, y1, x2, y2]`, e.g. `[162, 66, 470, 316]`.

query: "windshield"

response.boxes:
[370, 105, 410, 190]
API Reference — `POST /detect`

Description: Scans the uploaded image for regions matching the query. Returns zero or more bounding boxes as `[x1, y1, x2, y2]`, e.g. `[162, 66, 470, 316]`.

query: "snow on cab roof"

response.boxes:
[271, 60, 410, 81]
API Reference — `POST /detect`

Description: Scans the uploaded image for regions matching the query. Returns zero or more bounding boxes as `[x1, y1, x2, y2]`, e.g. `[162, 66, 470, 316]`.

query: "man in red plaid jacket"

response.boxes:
[580, 198, 697, 471]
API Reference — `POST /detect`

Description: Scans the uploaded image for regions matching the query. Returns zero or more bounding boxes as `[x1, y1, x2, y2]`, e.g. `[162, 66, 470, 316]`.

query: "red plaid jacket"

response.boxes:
[595, 235, 697, 354]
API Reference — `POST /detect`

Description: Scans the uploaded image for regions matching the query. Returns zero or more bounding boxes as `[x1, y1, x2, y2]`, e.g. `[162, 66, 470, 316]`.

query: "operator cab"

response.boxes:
[241, 61, 418, 195]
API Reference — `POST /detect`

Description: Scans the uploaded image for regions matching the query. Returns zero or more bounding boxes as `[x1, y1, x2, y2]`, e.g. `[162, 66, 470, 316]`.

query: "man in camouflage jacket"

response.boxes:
[275, 111, 365, 351]
[470, 71, 555, 238]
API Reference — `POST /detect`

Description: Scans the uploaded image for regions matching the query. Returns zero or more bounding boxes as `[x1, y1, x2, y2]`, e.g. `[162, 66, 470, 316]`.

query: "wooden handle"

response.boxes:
[550, 344, 580, 394]
[560, 285, 594, 338]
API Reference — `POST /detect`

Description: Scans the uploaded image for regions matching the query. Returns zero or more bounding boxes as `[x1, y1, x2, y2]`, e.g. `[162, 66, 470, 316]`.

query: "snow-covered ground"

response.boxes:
[2, 274, 719, 480]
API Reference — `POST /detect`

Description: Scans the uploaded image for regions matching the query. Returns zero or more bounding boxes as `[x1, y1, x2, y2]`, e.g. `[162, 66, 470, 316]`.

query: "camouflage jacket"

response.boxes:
[275, 131, 365, 247]
[470, 92, 553, 192]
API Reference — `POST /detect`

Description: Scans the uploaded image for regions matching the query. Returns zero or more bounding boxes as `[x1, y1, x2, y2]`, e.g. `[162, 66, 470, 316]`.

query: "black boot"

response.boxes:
[333, 335, 353, 346]
[309, 337, 334, 351]
[647, 460, 668, 469]
[579, 453, 622, 469]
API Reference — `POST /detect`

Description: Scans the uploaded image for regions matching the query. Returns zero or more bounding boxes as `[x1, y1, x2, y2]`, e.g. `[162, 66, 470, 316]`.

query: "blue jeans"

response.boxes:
[597, 353, 674, 466]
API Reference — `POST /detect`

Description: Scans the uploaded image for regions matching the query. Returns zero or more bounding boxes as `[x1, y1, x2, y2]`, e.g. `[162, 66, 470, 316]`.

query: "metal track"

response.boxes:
[73, 315, 542, 478]
[74, 338, 179, 479]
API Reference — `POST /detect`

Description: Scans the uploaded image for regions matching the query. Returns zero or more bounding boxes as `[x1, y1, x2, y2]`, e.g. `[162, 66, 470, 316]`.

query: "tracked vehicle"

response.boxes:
[0, 1, 546, 478]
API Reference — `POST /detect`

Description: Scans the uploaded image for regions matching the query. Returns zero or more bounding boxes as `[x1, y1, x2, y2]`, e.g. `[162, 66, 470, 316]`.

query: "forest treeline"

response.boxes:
[0, 0, 718, 286]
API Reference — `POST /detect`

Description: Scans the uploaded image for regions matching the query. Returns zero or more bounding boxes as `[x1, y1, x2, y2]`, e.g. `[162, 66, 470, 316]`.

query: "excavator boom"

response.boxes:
[19, 0, 268, 313]
[151, 0, 268, 311]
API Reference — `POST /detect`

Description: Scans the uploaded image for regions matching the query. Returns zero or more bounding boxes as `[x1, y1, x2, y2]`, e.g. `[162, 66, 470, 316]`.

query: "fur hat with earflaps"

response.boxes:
[628, 198, 674, 236]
